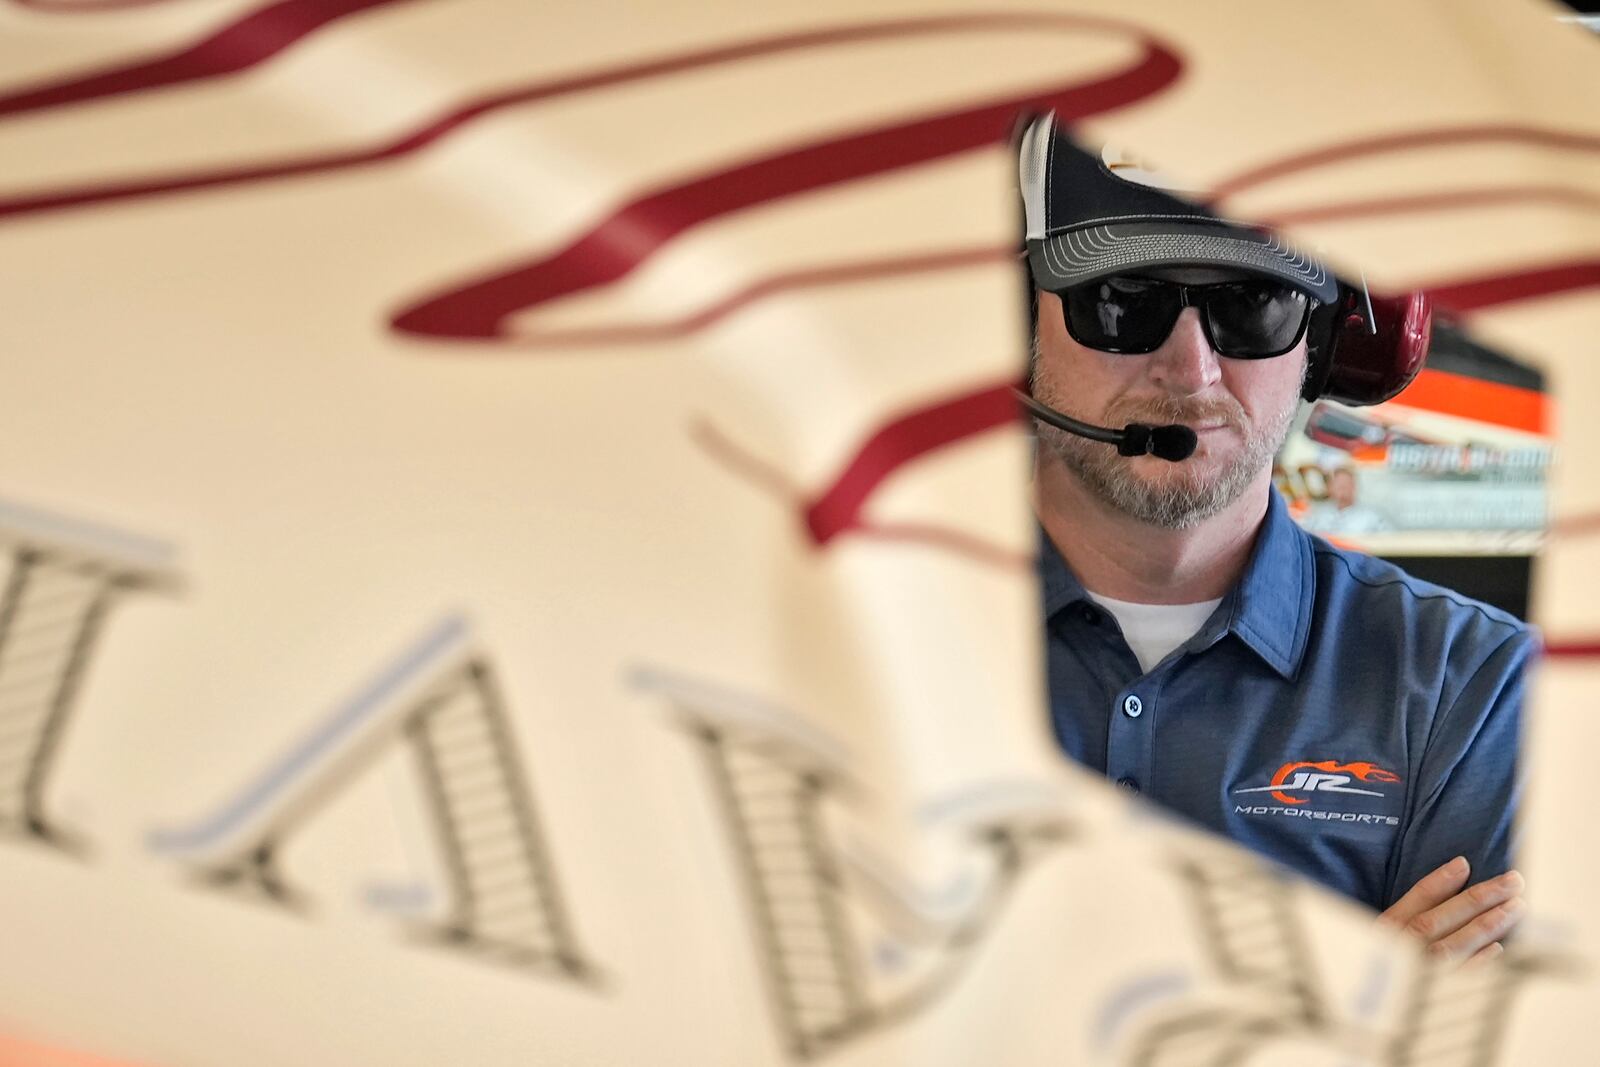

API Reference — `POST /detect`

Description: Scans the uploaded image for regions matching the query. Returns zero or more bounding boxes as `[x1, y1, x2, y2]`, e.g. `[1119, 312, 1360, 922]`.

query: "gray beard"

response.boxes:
[1034, 383, 1299, 530]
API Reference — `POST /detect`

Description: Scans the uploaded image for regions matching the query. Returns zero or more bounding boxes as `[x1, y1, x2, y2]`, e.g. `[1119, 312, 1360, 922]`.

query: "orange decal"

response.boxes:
[1268, 760, 1401, 805]
[0, 1032, 161, 1067]
[1389, 368, 1550, 436]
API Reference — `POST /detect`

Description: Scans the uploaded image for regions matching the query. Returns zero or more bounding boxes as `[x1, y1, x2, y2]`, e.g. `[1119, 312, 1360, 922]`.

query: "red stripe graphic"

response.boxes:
[1544, 640, 1600, 659]
[0, 0, 421, 119]
[375, 17, 1177, 553]
[692, 384, 1031, 566]
[1208, 126, 1600, 314]
[447, 246, 1011, 349]
[347, 16, 1172, 556]
[1422, 259, 1600, 313]
[803, 382, 1022, 544]
[0, 14, 1173, 224]
[1256, 185, 1600, 228]
[1210, 125, 1600, 203]
[389, 23, 1180, 340]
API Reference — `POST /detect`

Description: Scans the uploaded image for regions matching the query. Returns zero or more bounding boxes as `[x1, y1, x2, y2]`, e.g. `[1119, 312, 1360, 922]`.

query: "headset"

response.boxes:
[1302, 282, 1431, 406]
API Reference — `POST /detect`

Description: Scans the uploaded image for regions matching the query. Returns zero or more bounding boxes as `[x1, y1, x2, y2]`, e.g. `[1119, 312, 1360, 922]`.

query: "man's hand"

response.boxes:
[1377, 856, 1524, 965]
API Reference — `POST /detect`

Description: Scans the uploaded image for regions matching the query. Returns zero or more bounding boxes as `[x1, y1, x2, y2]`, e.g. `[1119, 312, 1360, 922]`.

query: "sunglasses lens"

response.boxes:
[1204, 281, 1310, 358]
[1062, 276, 1181, 353]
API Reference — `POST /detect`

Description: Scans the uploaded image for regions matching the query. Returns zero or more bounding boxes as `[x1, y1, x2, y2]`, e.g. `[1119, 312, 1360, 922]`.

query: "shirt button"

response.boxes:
[1122, 694, 1143, 718]
[1117, 777, 1141, 794]
[1079, 604, 1101, 625]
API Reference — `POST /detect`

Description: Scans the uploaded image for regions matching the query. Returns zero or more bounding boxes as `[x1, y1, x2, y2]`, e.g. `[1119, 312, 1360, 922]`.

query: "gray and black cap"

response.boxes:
[1019, 113, 1338, 303]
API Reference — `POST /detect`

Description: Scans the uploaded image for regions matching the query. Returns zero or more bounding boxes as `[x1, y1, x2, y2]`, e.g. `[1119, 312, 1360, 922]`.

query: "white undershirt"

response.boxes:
[1084, 592, 1223, 674]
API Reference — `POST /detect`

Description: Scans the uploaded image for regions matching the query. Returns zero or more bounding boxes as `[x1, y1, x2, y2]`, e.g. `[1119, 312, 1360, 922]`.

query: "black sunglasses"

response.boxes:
[1056, 275, 1314, 359]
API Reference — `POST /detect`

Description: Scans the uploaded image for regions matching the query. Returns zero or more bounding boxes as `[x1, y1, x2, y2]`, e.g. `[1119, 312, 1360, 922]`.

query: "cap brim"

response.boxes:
[1028, 221, 1339, 303]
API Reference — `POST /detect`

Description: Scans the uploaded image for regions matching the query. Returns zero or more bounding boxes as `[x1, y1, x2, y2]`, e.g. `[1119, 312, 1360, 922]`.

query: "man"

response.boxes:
[1303, 464, 1393, 536]
[1020, 115, 1532, 963]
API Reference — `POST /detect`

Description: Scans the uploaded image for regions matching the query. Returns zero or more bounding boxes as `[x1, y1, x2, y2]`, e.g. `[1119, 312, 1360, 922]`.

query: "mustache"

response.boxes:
[1106, 394, 1245, 428]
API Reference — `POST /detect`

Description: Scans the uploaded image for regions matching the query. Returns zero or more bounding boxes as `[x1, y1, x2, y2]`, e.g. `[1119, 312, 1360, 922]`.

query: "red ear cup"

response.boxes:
[1312, 288, 1432, 406]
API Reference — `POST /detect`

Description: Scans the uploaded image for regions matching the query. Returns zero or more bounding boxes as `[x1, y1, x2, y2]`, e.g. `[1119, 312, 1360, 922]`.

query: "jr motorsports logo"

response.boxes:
[1233, 760, 1402, 826]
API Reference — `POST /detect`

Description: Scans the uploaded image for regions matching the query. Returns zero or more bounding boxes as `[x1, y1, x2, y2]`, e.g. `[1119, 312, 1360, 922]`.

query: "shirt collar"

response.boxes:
[1037, 524, 1091, 618]
[1037, 489, 1314, 680]
[1223, 489, 1315, 680]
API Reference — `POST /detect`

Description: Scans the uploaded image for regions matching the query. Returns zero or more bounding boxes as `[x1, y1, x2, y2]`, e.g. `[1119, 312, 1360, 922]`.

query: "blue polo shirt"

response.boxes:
[1041, 489, 1533, 911]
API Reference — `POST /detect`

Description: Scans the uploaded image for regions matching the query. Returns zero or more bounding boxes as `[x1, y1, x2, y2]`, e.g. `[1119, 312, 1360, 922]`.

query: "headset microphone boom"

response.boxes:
[1014, 389, 1199, 462]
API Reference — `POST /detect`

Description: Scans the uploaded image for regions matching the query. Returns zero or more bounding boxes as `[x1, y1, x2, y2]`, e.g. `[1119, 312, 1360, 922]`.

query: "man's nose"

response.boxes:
[1147, 308, 1223, 396]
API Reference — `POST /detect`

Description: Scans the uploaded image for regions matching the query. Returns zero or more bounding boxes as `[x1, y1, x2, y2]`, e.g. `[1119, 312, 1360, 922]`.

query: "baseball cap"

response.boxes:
[1019, 113, 1338, 304]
